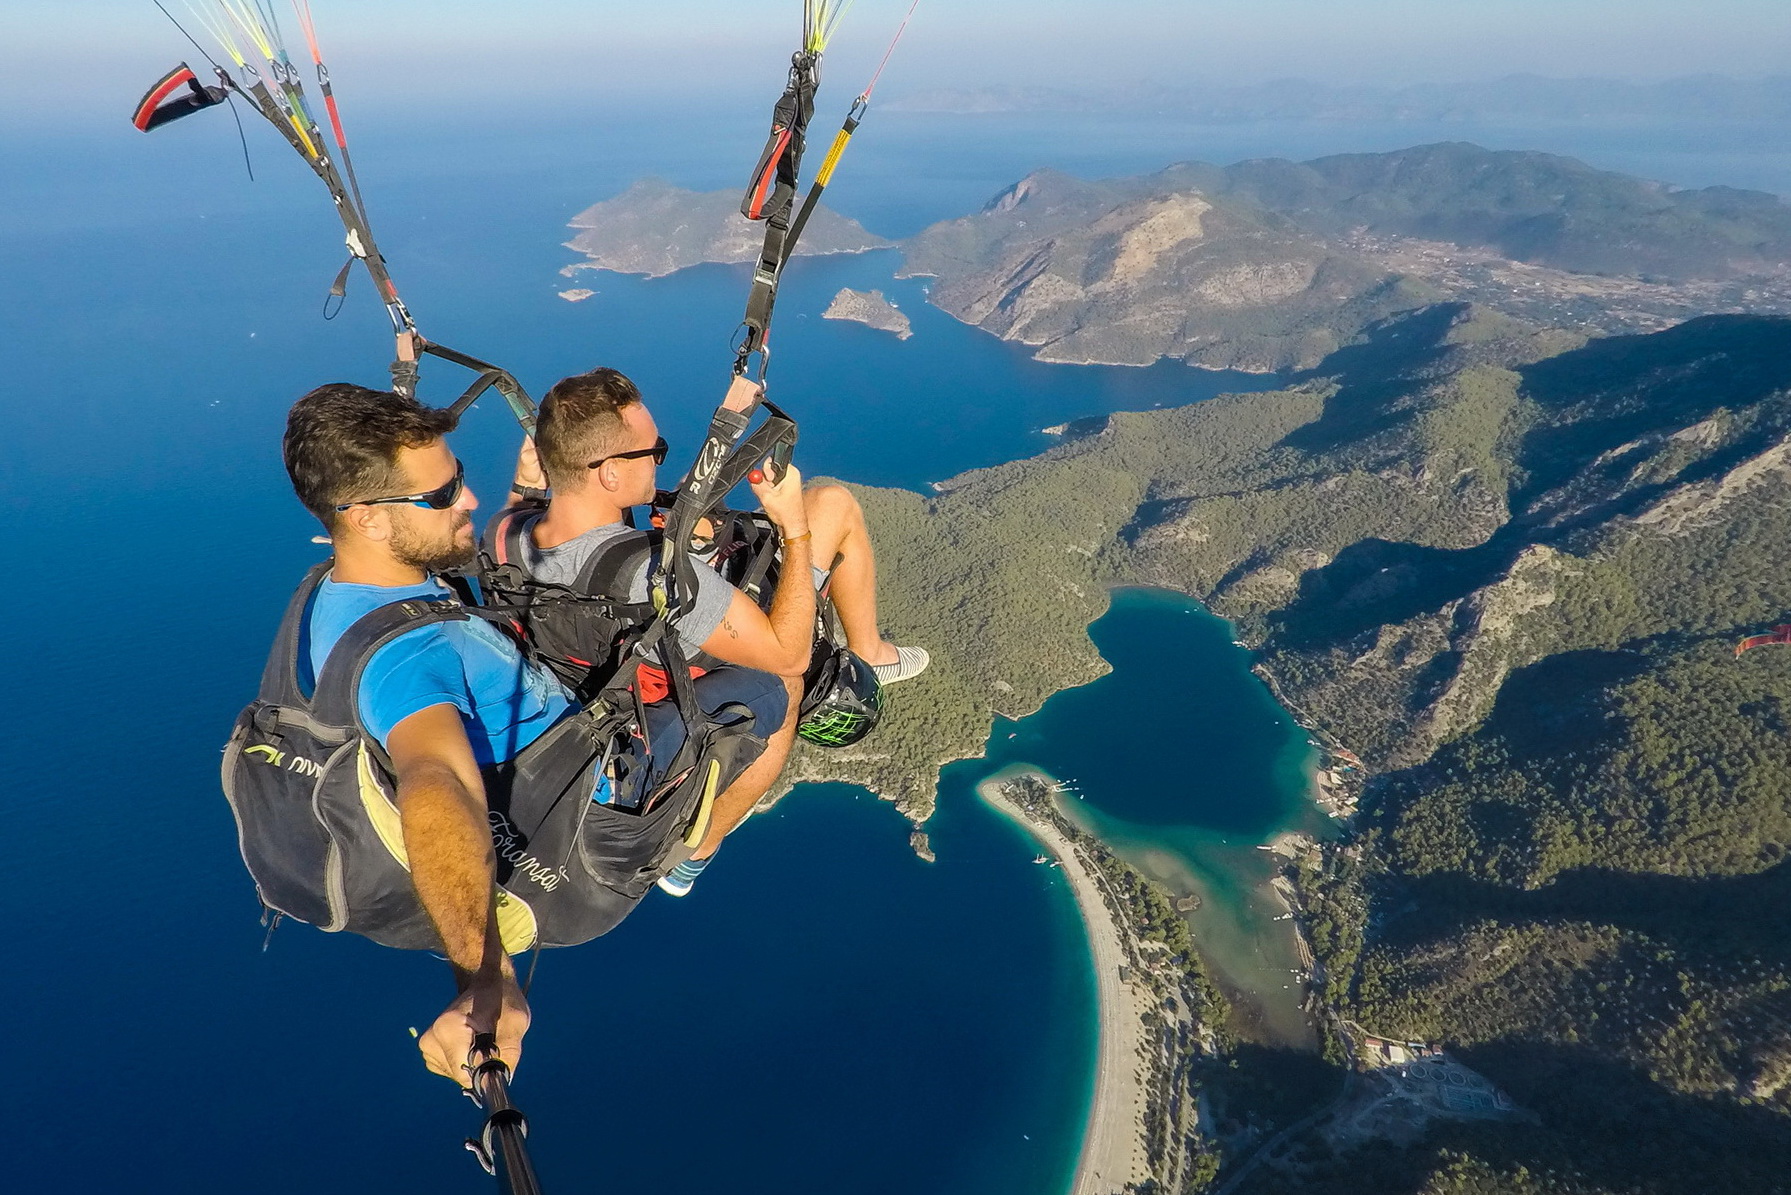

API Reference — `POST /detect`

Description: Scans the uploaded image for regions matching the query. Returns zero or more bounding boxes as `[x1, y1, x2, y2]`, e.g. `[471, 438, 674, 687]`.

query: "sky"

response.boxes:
[7, 0, 1791, 119]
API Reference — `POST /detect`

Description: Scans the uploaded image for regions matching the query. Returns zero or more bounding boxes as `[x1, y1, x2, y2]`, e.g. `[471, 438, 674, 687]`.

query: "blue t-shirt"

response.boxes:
[304, 575, 574, 768]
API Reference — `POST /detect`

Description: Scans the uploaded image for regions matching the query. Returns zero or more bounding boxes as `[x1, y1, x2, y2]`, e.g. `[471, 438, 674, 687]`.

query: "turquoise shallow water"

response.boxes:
[3, 103, 1781, 1193]
[978, 588, 1329, 1047]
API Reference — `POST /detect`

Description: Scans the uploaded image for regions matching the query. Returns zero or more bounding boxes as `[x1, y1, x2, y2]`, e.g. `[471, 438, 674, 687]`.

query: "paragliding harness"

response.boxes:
[474, 504, 771, 812]
[474, 403, 817, 757]
[221, 562, 735, 957]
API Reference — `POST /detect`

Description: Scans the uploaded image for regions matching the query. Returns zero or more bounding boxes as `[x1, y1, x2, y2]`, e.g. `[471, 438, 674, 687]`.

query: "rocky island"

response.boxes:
[561, 177, 891, 279]
[822, 288, 912, 338]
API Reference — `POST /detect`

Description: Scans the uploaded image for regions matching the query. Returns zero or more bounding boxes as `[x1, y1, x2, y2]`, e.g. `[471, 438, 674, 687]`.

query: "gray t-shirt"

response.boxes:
[519, 515, 734, 656]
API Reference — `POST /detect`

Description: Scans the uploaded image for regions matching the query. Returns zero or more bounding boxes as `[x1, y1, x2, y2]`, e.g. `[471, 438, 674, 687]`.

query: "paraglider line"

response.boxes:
[154, 0, 227, 75]
[225, 90, 256, 180]
[861, 0, 920, 100]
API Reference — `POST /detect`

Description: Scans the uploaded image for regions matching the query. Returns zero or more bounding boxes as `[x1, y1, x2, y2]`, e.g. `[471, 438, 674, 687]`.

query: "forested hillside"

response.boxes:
[814, 306, 1791, 1192]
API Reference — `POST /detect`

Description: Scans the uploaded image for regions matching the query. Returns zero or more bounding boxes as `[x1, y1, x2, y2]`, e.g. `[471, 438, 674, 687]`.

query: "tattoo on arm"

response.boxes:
[719, 617, 740, 638]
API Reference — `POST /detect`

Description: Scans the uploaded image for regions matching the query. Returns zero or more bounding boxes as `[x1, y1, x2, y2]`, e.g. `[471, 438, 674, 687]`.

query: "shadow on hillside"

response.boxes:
[1475, 647, 1652, 754]
[1514, 315, 1791, 500]
[1278, 303, 1470, 455]
[1262, 315, 1791, 650]
[1510, 314, 1791, 513]
[1441, 1040, 1791, 1194]
[1266, 535, 1516, 648]
[1214, 1043, 1347, 1134]
[1232, 1042, 1791, 1194]
[1381, 858, 1791, 969]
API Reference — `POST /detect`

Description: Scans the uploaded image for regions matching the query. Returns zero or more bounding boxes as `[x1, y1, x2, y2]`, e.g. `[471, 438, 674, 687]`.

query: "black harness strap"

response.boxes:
[735, 50, 821, 376]
[313, 597, 470, 725]
[656, 402, 799, 629]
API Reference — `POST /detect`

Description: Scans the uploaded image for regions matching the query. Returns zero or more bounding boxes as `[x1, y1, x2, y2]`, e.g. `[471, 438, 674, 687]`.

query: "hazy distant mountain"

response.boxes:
[887, 74, 1791, 124]
[560, 178, 890, 279]
[900, 144, 1791, 371]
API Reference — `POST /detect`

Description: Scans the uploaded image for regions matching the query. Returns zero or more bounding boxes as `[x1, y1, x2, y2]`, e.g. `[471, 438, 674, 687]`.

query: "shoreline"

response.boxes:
[977, 766, 1153, 1195]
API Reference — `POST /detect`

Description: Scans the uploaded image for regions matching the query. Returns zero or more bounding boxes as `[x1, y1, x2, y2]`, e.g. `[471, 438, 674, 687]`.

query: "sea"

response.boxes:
[4, 90, 1786, 1192]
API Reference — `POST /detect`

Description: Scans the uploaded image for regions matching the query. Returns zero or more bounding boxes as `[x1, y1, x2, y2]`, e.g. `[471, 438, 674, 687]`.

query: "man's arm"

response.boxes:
[502, 435, 549, 510]
[697, 464, 815, 677]
[385, 704, 530, 1086]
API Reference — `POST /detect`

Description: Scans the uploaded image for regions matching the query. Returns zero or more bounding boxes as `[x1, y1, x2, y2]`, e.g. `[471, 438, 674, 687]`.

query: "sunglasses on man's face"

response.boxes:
[335, 460, 466, 512]
[589, 436, 669, 469]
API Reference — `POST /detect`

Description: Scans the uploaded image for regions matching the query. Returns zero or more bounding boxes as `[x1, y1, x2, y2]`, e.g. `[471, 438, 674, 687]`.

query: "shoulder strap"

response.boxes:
[482, 504, 541, 569]
[311, 596, 471, 727]
[574, 528, 661, 603]
[259, 561, 335, 705]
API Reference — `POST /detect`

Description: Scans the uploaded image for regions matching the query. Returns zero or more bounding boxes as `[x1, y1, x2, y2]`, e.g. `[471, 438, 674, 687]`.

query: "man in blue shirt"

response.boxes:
[282, 382, 794, 1089]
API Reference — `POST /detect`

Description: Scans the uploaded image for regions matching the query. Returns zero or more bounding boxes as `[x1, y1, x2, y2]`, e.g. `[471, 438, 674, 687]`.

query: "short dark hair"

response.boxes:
[536, 367, 642, 492]
[284, 383, 456, 526]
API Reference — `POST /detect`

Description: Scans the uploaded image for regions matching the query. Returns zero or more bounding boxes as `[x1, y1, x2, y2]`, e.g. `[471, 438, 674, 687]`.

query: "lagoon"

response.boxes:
[976, 588, 1329, 1049]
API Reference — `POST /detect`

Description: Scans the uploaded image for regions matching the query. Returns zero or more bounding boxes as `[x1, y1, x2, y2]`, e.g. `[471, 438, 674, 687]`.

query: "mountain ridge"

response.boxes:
[900, 143, 1791, 372]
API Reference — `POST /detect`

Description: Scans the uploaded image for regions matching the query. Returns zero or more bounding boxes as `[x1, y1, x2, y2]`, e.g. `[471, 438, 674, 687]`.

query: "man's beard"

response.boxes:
[390, 510, 476, 573]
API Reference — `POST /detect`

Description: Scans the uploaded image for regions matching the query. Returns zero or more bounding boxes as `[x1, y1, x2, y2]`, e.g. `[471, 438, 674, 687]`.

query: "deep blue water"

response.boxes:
[4, 98, 1785, 1193]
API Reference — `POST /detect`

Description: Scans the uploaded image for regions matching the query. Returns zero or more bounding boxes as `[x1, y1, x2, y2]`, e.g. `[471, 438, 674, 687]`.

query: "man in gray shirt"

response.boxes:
[506, 366, 928, 894]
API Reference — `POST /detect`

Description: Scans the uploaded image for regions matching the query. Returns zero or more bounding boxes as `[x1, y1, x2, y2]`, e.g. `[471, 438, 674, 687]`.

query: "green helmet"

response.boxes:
[797, 647, 884, 747]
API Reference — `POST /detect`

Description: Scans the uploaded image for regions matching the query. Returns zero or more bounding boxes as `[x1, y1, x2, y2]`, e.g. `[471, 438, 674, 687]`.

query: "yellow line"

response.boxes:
[220, 0, 276, 59]
[187, 1, 248, 67]
[814, 126, 853, 186]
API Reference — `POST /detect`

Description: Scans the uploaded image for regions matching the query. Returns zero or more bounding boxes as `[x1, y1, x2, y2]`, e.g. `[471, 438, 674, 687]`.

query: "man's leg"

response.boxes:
[692, 672, 802, 859]
[652, 667, 800, 897]
[804, 483, 928, 681]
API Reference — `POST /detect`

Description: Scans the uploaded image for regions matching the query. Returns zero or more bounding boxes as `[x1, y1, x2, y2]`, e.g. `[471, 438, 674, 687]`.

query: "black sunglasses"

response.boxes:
[589, 436, 669, 469]
[335, 460, 466, 512]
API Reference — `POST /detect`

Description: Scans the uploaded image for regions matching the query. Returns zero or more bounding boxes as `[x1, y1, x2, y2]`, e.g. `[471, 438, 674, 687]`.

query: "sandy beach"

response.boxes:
[978, 769, 1153, 1195]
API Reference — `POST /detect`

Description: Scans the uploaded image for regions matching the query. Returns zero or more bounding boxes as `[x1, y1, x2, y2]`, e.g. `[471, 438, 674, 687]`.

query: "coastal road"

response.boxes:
[1212, 1011, 1358, 1194]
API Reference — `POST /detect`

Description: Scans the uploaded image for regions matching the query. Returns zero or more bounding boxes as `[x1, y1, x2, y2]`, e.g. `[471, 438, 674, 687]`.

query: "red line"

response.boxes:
[324, 93, 348, 149]
[862, 0, 921, 101]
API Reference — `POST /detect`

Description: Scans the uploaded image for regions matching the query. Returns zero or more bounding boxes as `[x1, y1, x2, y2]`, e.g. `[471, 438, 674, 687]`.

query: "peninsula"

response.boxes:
[979, 767, 1224, 1195]
[822, 288, 912, 338]
[561, 178, 891, 279]
[564, 148, 1791, 1195]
